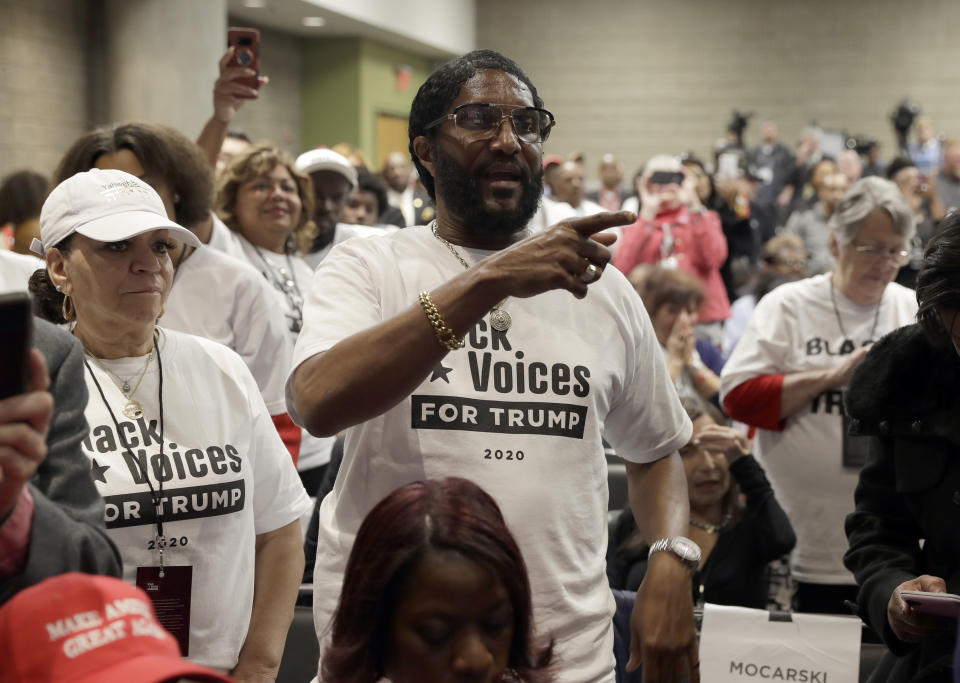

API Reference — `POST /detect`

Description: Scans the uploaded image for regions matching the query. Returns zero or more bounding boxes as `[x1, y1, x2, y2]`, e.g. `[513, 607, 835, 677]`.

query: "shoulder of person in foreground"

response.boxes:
[1, 319, 122, 605]
[846, 323, 954, 426]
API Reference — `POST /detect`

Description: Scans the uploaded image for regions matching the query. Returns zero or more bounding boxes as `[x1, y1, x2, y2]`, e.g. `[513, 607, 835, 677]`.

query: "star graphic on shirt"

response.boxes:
[429, 362, 453, 383]
[90, 459, 110, 484]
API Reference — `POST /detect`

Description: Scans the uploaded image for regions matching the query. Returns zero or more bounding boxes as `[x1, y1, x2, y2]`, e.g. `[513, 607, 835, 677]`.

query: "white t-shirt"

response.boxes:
[302, 223, 398, 271]
[287, 226, 692, 683]
[80, 329, 311, 671]
[232, 234, 333, 472]
[0, 250, 43, 293]
[720, 274, 918, 584]
[530, 197, 621, 250]
[161, 245, 291, 415]
[206, 213, 246, 261]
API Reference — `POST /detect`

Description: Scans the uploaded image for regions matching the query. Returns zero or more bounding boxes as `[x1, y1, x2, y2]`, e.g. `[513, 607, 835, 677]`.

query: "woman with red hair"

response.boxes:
[323, 477, 554, 683]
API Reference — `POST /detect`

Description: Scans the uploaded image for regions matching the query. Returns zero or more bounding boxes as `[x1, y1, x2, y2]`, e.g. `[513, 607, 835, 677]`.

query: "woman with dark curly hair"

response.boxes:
[324, 476, 553, 683]
[50, 123, 296, 458]
[844, 208, 960, 681]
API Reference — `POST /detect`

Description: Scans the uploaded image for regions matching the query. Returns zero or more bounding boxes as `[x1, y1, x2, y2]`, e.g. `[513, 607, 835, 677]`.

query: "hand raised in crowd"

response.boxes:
[678, 167, 703, 211]
[213, 47, 269, 125]
[637, 171, 663, 220]
[0, 350, 52, 519]
[478, 211, 635, 300]
[664, 315, 694, 380]
[713, 174, 739, 205]
[919, 171, 938, 200]
[826, 344, 871, 388]
[888, 575, 954, 643]
[691, 424, 751, 464]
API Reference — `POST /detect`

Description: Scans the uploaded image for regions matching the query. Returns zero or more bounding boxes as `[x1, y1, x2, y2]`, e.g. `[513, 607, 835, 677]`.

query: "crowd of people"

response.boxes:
[2, 43, 960, 683]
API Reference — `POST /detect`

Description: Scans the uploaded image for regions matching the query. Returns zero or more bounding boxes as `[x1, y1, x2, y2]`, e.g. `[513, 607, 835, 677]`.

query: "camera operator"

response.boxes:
[748, 121, 796, 210]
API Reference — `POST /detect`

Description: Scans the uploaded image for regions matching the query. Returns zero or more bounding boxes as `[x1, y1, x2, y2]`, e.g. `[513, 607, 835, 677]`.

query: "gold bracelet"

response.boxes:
[418, 291, 465, 351]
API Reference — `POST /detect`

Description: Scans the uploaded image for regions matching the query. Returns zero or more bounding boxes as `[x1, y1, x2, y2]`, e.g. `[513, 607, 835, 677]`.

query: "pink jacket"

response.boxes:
[613, 206, 731, 323]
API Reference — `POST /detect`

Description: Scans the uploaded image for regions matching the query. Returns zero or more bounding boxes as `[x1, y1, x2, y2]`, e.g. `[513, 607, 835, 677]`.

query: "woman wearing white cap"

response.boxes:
[215, 145, 334, 494]
[52, 122, 300, 463]
[29, 168, 312, 679]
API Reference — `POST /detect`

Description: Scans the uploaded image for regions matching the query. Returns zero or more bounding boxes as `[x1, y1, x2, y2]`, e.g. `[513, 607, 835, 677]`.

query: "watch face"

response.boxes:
[672, 537, 701, 562]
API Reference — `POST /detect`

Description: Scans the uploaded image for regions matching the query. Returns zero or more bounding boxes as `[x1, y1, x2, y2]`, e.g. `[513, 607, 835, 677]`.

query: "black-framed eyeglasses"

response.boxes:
[424, 103, 556, 144]
[852, 242, 911, 265]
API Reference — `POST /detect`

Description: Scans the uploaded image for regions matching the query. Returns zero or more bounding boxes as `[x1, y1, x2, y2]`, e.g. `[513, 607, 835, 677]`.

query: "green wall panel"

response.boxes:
[300, 35, 437, 166]
[300, 37, 361, 152]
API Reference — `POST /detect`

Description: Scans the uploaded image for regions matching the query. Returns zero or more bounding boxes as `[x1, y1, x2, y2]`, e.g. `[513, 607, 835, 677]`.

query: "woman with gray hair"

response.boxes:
[719, 176, 919, 614]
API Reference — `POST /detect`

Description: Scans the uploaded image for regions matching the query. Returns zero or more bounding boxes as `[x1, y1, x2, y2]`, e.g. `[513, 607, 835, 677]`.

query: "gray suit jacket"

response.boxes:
[0, 318, 121, 604]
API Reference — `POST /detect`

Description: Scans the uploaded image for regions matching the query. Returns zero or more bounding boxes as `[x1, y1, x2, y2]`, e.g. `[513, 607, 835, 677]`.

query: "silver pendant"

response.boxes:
[122, 381, 131, 393]
[490, 307, 511, 332]
[122, 400, 145, 420]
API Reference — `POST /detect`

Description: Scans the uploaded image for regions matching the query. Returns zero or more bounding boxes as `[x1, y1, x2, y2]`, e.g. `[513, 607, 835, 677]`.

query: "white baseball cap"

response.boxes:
[30, 168, 202, 256]
[294, 148, 358, 188]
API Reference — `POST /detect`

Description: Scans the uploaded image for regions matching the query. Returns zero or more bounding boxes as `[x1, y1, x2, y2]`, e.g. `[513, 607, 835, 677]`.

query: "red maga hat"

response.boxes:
[0, 573, 233, 683]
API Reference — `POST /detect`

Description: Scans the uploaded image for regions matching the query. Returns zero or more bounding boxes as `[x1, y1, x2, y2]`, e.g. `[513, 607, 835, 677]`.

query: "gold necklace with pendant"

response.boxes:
[430, 221, 511, 331]
[86, 338, 155, 420]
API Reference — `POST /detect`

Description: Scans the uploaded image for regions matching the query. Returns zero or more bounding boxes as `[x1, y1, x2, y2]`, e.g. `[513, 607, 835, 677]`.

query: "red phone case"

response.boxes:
[227, 27, 260, 97]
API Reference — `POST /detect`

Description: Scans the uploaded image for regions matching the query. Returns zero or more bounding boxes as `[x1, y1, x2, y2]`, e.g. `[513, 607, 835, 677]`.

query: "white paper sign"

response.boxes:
[699, 603, 862, 682]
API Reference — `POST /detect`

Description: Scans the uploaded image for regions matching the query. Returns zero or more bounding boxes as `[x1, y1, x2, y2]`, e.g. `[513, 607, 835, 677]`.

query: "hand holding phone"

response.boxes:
[888, 575, 956, 643]
[0, 318, 52, 520]
[226, 28, 261, 98]
[900, 590, 960, 619]
[0, 293, 33, 401]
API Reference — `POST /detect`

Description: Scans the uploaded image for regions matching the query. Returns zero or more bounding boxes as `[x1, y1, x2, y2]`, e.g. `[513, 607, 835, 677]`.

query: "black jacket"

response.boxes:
[0, 319, 121, 605]
[844, 324, 960, 682]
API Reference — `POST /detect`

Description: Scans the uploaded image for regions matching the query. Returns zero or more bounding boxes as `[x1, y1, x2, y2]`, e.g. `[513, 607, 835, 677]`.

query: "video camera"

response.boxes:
[890, 98, 921, 153]
[726, 110, 754, 146]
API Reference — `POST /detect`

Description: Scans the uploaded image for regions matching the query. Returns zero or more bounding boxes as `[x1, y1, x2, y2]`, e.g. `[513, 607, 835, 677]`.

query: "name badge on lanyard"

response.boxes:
[136, 565, 193, 656]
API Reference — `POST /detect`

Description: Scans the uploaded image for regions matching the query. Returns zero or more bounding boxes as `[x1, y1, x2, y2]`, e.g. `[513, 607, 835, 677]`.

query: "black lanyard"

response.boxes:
[83, 334, 168, 570]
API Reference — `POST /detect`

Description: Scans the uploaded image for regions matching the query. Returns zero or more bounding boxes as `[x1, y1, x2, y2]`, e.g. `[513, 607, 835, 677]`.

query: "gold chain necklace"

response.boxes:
[85, 332, 157, 420]
[430, 221, 511, 331]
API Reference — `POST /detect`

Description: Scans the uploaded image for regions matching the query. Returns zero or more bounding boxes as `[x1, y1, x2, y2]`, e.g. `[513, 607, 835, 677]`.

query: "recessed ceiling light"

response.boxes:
[302, 16, 325, 27]
[243, 0, 266, 7]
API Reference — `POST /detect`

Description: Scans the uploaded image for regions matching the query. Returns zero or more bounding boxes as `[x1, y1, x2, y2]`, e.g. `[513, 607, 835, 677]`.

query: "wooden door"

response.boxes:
[376, 113, 410, 170]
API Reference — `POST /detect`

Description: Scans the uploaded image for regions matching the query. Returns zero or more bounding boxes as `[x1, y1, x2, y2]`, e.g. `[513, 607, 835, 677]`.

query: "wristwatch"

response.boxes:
[648, 536, 702, 571]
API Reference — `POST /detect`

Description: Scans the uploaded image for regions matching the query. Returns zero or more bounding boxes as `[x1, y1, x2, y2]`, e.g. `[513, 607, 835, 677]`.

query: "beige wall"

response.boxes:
[0, 0, 94, 178]
[104, 0, 225, 140]
[477, 0, 960, 180]
[227, 22, 303, 156]
[0, 0, 303, 181]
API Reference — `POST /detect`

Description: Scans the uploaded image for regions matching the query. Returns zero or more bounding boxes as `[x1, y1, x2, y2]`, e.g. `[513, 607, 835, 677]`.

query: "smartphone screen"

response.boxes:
[0, 293, 34, 400]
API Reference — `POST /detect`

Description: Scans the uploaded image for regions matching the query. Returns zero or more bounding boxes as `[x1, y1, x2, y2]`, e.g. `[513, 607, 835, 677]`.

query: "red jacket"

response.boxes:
[613, 206, 731, 323]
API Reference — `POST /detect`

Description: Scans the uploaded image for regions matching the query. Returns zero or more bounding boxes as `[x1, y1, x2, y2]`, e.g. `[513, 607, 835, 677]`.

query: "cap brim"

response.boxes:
[70, 653, 234, 683]
[76, 210, 202, 249]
